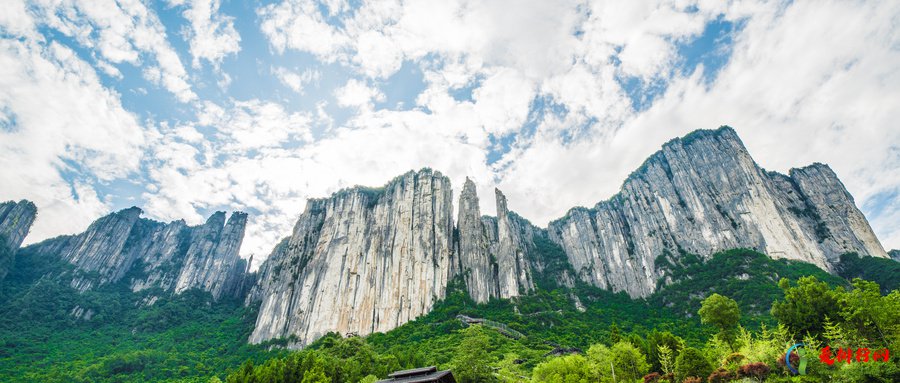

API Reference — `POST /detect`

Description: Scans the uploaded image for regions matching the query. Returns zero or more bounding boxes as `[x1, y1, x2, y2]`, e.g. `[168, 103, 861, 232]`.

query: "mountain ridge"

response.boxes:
[2, 126, 890, 350]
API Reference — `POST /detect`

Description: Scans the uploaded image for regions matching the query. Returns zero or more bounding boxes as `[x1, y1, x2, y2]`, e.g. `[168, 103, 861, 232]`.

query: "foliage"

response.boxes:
[674, 347, 714, 383]
[836, 253, 900, 293]
[531, 354, 593, 383]
[451, 325, 497, 383]
[4, 245, 900, 383]
[770, 276, 844, 337]
[699, 294, 741, 350]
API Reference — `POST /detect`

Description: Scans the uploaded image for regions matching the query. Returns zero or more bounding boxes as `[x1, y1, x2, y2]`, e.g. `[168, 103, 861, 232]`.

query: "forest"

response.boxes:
[0, 249, 898, 382]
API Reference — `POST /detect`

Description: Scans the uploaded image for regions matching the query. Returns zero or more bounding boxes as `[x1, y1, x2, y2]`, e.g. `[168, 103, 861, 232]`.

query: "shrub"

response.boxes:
[707, 368, 736, 383]
[675, 347, 713, 382]
[682, 377, 702, 383]
[737, 362, 771, 381]
[643, 372, 661, 383]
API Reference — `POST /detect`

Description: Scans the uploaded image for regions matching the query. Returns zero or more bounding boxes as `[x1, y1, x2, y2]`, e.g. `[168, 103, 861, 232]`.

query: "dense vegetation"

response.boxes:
[0, 248, 278, 382]
[1, 246, 897, 382]
[226, 249, 900, 382]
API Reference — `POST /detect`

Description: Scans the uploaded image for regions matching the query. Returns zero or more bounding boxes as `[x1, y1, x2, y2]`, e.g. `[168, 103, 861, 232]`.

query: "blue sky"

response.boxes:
[1, 0, 899, 266]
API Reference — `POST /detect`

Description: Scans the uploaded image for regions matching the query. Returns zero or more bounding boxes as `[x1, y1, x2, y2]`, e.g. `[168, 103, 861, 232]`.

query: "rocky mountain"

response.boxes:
[890, 249, 900, 262]
[24, 207, 252, 301]
[246, 126, 887, 348]
[0, 200, 38, 281]
[3, 126, 888, 350]
[547, 127, 887, 297]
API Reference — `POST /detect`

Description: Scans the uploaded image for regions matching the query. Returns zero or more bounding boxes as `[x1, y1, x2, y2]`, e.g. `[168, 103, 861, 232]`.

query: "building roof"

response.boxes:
[376, 366, 455, 383]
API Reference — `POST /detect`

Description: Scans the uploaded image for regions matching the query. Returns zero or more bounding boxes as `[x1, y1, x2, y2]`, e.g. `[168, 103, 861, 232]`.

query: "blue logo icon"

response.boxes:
[785, 343, 808, 375]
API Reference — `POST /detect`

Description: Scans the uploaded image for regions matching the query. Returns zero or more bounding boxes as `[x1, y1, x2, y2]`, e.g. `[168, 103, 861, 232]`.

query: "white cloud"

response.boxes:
[29, 0, 197, 102]
[0, 39, 145, 244]
[272, 66, 320, 94]
[169, 0, 242, 68]
[334, 78, 385, 109]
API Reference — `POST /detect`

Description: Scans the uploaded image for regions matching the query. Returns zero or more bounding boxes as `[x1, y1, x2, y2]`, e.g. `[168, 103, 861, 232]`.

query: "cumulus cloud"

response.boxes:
[28, 0, 197, 102]
[334, 78, 385, 109]
[272, 66, 321, 94]
[168, 0, 242, 68]
[0, 39, 145, 244]
[4, 0, 899, 267]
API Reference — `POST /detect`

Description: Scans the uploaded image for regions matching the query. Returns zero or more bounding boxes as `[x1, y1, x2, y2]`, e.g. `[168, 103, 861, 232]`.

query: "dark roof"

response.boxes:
[377, 366, 455, 383]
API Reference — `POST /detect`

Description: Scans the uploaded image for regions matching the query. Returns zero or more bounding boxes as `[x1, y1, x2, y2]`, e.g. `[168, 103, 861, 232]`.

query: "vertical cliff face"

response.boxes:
[0, 200, 38, 281]
[491, 189, 536, 298]
[248, 169, 456, 347]
[454, 181, 550, 303]
[548, 127, 888, 297]
[455, 178, 499, 303]
[24, 208, 250, 300]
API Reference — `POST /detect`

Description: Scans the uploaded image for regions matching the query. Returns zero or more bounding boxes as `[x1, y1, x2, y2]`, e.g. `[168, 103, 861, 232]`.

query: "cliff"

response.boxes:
[0, 200, 38, 281]
[548, 126, 888, 297]
[247, 170, 456, 346]
[24, 208, 251, 301]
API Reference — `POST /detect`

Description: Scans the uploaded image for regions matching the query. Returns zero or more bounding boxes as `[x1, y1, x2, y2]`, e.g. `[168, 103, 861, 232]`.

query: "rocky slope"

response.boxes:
[24, 208, 252, 301]
[246, 170, 557, 347]
[247, 127, 887, 347]
[0, 200, 38, 281]
[547, 127, 888, 297]
[889, 249, 899, 262]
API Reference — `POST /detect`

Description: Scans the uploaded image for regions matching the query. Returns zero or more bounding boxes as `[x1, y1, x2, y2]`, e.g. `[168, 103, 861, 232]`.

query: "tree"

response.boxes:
[358, 375, 378, 383]
[698, 294, 740, 350]
[674, 347, 713, 383]
[452, 325, 497, 383]
[646, 330, 683, 373]
[771, 276, 843, 338]
[609, 341, 650, 382]
[531, 354, 593, 383]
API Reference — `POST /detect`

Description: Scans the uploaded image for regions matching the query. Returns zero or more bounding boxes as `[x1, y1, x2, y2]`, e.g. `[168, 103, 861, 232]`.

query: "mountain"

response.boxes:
[23, 207, 253, 302]
[5, 127, 888, 350]
[245, 126, 887, 348]
[0, 200, 38, 281]
[547, 127, 887, 297]
[891, 249, 900, 262]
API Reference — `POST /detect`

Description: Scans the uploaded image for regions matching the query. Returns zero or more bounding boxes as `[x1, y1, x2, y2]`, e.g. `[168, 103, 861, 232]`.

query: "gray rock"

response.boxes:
[548, 126, 888, 297]
[890, 250, 900, 262]
[248, 169, 456, 347]
[0, 199, 37, 281]
[24, 207, 250, 300]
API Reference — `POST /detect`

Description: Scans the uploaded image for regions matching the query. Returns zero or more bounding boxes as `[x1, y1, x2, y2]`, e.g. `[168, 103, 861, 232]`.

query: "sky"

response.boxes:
[1, 0, 898, 269]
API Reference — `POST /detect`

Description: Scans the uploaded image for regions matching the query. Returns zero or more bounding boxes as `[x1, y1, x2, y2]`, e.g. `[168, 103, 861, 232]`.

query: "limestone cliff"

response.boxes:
[548, 126, 888, 297]
[0, 200, 38, 281]
[455, 180, 548, 302]
[247, 169, 456, 346]
[24, 208, 251, 300]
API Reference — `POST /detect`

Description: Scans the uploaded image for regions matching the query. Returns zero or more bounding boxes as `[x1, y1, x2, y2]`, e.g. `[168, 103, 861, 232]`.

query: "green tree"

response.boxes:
[358, 375, 378, 383]
[674, 347, 713, 383]
[452, 325, 497, 383]
[771, 276, 843, 338]
[646, 330, 683, 373]
[532, 354, 593, 383]
[698, 294, 741, 350]
[609, 341, 649, 382]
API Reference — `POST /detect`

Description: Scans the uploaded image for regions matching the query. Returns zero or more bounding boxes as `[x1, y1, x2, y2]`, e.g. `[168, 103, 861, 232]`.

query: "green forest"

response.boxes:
[1, 248, 898, 382]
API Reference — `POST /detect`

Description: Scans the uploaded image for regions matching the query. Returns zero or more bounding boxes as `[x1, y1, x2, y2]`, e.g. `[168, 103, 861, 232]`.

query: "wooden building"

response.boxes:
[376, 366, 456, 383]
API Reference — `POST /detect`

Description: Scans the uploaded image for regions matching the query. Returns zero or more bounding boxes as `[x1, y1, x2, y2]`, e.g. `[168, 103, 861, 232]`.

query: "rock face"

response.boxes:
[25, 208, 251, 300]
[548, 127, 888, 297]
[455, 180, 544, 302]
[890, 250, 900, 262]
[247, 169, 576, 347]
[248, 170, 456, 346]
[0, 200, 38, 281]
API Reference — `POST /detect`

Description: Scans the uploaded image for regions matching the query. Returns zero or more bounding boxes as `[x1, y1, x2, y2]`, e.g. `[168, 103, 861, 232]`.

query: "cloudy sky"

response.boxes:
[1, 0, 898, 267]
